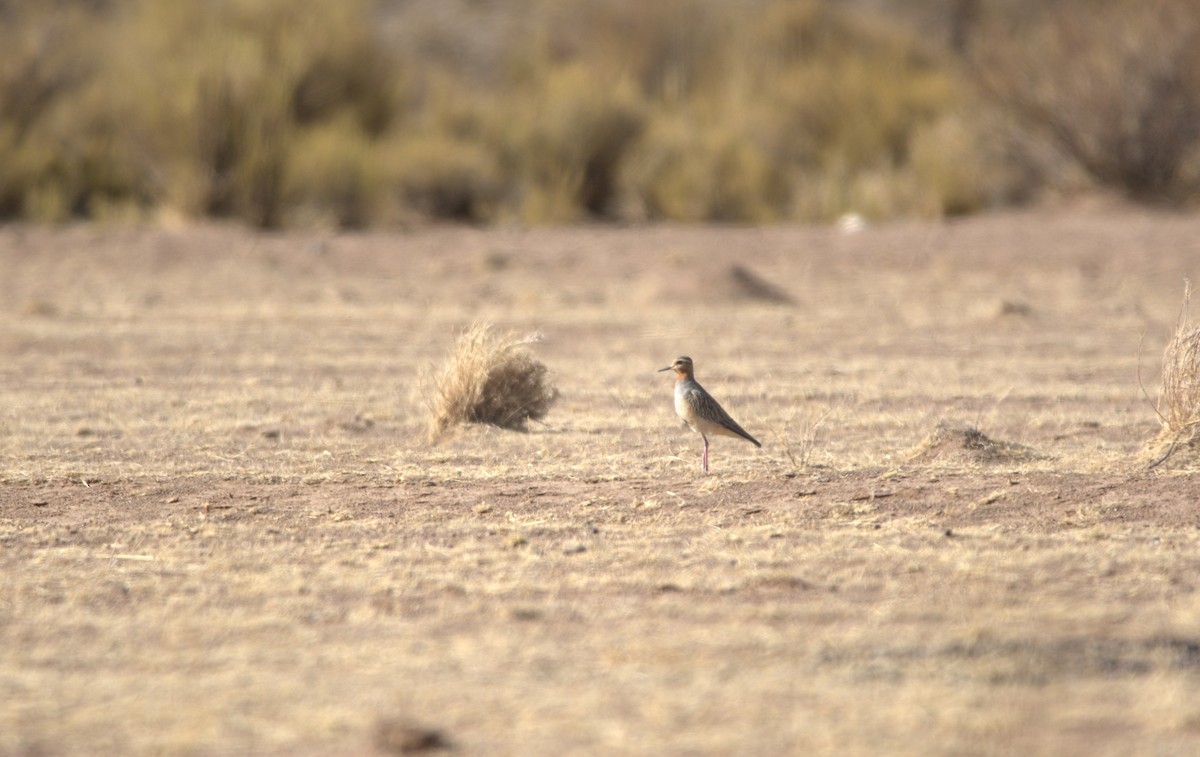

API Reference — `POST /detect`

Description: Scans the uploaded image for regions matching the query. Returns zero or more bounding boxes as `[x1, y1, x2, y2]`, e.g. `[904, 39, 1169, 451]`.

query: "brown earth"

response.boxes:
[3, 199, 1200, 754]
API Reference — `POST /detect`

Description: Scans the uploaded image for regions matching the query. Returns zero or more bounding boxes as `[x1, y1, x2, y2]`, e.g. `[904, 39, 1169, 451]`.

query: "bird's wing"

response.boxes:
[684, 387, 761, 447]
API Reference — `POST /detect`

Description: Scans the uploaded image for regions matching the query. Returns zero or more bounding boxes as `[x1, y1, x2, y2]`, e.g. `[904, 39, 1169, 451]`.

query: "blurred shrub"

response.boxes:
[910, 115, 990, 216]
[386, 132, 502, 223]
[285, 119, 384, 229]
[12, 0, 1188, 226]
[0, 2, 143, 221]
[545, 0, 731, 105]
[495, 64, 645, 222]
[104, 0, 397, 227]
[619, 1, 964, 221]
[623, 113, 786, 222]
[757, 3, 952, 169]
[972, 0, 1200, 202]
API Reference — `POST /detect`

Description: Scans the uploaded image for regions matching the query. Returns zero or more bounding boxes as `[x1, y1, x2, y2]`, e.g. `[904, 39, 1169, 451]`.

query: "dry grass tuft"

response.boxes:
[427, 322, 558, 440]
[906, 420, 1040, 464]
[1146, 282, 1200, 468]
[773, 404, 833, 469]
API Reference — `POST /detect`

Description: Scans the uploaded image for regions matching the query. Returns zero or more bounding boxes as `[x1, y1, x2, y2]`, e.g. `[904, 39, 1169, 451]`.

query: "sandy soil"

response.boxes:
[3, 200, 1200, 754]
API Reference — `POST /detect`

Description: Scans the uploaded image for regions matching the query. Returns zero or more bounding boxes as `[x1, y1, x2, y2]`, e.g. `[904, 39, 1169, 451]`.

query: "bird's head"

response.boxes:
[658, 355, 694, 380]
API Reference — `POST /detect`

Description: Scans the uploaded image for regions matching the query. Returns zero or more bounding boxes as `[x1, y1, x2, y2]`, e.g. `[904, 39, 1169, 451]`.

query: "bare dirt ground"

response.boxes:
[3, 199, 1200, 755]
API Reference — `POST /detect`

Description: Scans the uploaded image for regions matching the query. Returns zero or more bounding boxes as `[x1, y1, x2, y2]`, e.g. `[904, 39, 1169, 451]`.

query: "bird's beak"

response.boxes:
[658, 365, 672, 372]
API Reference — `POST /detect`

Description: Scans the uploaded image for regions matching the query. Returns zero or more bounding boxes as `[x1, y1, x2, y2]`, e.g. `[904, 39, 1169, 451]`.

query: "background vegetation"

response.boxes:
[1, 0, 1197, 227]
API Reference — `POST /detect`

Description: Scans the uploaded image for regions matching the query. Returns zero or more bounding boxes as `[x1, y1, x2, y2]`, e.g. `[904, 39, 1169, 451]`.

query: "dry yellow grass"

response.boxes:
[427, 321, 559, 439]
[3, 205, 1200, 754]
[1146, 281, 1200, 468]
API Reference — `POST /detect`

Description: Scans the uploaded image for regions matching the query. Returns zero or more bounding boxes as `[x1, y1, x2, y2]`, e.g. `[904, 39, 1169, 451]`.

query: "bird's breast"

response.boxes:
[674, 381, 698, 423]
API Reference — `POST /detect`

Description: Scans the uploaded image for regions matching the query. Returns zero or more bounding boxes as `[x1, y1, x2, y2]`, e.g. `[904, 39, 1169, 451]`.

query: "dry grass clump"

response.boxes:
[428, 322, 558, 440]
[906, 421, 1040, 465]
[1157, 307, 1200, 434]
[1147, 283, 1200, 468]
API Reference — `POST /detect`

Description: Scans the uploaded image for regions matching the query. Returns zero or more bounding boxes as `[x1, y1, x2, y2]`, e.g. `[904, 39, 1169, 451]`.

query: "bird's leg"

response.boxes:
[702, 434, 709, 473]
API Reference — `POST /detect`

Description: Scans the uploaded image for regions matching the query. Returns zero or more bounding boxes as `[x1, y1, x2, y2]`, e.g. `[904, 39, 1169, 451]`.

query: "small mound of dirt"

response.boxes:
[727, 264, 795, 304]
[906, 421, 1041, 464]
[374, 717, 450, 753]
[995, 299, 1034, 318]
[639, 261, 794, 307]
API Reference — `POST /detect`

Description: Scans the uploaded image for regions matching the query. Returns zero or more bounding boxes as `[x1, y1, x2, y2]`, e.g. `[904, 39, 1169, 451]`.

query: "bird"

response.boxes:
[659, 355, 760, 473]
